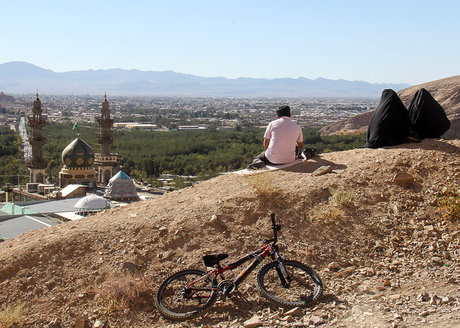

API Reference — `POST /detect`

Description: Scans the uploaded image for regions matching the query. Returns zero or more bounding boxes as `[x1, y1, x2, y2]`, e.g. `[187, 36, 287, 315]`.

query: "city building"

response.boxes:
[177, 125, 206, 130]
[113, 122, 158, 130]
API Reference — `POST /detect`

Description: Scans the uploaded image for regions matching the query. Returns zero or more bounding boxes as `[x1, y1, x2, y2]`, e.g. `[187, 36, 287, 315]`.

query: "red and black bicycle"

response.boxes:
[155, 213, 323, 320]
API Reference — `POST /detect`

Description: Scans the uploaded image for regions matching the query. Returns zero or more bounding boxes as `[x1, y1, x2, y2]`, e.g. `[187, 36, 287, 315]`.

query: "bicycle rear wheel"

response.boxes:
[155, 269, 218, 320]
[256, 260, 322, 308]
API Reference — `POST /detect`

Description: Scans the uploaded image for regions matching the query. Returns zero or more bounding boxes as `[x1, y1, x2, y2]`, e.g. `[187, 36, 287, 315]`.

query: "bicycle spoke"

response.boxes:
[155, 269, 217, 320]
[257, 260, 322, 307]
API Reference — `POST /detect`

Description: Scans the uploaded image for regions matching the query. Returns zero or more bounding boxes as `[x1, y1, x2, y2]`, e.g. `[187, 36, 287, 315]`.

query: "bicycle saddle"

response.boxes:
[203, 253, 228, 267]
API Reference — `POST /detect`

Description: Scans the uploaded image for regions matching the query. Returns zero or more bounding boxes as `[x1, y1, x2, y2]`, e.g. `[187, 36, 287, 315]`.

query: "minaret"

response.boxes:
[27, 93, 49, 183]
[98, 94, 114, 155]
[94, 95, 119, 185]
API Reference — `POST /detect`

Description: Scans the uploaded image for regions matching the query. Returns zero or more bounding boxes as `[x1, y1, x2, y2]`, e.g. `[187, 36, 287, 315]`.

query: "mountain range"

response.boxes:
[0, 61, 410, 97]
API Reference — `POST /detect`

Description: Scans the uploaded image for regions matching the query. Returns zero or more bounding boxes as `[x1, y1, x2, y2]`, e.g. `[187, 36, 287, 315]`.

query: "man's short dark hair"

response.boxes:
[277, 105, 291, 117]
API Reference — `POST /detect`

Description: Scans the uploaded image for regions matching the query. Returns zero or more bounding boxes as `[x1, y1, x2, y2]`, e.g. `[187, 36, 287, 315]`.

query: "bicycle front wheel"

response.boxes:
[155, 269, 218, 320]
[257, 260, 322, 308]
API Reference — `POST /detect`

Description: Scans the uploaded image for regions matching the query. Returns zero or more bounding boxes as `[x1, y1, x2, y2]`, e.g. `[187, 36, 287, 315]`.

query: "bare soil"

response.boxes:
[1, 138, 459, 328]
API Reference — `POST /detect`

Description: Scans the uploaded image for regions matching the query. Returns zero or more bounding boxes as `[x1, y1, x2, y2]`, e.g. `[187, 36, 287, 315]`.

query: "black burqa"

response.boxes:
[408, 88, 450, 138]
[367, 89, 411, 148]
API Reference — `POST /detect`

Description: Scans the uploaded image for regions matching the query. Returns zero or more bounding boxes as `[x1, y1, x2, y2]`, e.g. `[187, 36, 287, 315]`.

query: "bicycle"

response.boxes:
[155, 213, 323, 320]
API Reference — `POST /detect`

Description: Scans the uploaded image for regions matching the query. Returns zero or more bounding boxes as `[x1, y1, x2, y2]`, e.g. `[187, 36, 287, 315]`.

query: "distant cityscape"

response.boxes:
[1, 94, 378, 131]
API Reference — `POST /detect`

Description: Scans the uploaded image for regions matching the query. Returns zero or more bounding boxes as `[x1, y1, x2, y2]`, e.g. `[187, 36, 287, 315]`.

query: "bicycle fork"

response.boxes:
[273, 251, 291, 288]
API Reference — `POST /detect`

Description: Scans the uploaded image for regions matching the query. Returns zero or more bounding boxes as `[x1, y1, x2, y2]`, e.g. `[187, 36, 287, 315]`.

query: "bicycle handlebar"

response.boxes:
[269, 212, 280, 244]
[270, 212, 276, 226]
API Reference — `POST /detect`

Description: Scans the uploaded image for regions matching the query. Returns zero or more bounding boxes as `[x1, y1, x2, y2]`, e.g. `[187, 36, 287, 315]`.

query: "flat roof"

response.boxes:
[0, 215, 59, 240]
[24, 197, 85, 214]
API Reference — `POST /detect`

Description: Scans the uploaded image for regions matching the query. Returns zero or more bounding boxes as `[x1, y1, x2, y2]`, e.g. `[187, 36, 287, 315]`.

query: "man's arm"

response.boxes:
[264, 138, 270, 150]
[297, 128, 304, 148]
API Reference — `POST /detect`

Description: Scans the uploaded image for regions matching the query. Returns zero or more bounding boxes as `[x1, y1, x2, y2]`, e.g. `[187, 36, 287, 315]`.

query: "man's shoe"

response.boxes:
[247, 159, 266, 170]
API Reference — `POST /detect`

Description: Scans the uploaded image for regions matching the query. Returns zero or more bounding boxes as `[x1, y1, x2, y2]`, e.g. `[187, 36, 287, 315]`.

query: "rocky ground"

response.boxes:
[0, 138, 459, 328]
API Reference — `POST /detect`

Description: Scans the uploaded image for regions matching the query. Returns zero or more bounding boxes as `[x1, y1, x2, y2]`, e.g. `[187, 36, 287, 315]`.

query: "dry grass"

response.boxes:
[244, 173, 276, 196]
[0, 301, 25, 328]
[438, 181, 460, 221]
[93, 275, 151, 314]
[244, 173, 283, 207]
[330, 188, 355, 207]
[310, 188, 355, 224]
[310, 204, 345, 224]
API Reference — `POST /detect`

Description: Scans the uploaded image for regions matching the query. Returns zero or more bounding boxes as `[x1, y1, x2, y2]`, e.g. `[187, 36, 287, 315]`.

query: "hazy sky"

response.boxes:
[2, 0, 459, 85]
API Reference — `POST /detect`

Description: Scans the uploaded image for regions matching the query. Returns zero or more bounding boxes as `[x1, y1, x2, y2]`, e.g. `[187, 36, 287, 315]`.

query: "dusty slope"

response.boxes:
[0, 139, 459, 328]
[320, 75, 460, 137]
[398, 75, 460, 117]
[319, 111, 374, 136]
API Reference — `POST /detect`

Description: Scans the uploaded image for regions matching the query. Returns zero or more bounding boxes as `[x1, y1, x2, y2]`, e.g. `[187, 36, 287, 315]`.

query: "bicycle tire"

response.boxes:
[155, 269, 218, 320]
[256, 260, 322, 308]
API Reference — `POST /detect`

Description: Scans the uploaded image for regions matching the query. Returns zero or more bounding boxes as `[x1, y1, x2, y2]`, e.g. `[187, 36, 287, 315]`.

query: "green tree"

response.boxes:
[41, 123, 369, 189]
[0, 128, 28, 186]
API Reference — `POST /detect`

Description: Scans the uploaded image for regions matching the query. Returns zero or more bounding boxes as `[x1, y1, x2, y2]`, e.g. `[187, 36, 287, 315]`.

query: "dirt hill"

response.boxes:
[1, 139, 459, 328]
[320, 75, 460, 137]
[318, 111, 374, 136]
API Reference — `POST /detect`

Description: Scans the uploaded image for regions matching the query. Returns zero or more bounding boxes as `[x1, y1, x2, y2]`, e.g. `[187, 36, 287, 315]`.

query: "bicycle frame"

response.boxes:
[221, 242, 273, 286]
[185, 213, 289, 297]
[184, 243, 273, 298]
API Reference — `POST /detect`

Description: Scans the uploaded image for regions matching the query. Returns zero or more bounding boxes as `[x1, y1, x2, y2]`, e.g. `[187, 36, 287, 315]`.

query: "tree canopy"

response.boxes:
[40, 123, 366, 184]
[0, 128, 28, 186]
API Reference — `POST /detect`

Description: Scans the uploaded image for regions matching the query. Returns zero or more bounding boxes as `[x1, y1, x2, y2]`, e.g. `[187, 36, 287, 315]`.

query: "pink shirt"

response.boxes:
[264, 117, 303, 164]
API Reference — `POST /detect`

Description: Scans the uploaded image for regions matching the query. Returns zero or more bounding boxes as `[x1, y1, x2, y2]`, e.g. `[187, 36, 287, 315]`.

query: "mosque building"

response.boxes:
[104, 171, 139, 201]
[26, 94, 121, 191]
[58, 138, 97, 188]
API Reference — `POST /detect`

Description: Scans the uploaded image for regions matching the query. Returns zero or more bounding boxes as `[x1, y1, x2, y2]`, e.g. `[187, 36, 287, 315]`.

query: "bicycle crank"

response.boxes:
[217, 280, 236, 300]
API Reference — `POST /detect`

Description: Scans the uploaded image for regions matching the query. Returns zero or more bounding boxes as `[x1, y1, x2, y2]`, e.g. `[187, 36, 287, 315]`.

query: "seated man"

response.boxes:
[248, 105, 303, 169]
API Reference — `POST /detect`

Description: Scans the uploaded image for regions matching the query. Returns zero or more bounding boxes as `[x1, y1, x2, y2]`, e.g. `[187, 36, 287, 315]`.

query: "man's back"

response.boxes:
[264, 117, 302, 164]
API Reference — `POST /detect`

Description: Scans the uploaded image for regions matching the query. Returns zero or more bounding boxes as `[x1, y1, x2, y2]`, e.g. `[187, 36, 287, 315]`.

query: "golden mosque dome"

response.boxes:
[61, 138, 95, 168]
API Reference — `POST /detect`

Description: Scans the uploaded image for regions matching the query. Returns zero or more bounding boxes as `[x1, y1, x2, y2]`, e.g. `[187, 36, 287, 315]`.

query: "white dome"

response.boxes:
[74, 194, 112, 210]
